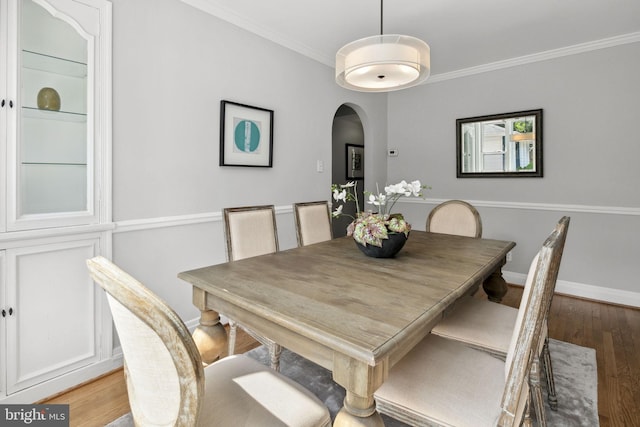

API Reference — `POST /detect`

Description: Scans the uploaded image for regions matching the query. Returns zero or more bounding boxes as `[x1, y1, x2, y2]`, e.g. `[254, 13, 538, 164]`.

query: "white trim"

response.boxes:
[503, 271, 640, 308]
[113, 199, 639, 234]
[398, 198, 640, 216]
[114, 205, 294, 234]
[427, 32, 640, 84]
[0, 356, 122, 404]
[177, 0, 640, 82]
[115, 212, 221, 233]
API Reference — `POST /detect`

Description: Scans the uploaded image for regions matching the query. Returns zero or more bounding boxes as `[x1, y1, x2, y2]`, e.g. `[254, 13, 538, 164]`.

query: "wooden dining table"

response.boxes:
[178, 230, 515, 426]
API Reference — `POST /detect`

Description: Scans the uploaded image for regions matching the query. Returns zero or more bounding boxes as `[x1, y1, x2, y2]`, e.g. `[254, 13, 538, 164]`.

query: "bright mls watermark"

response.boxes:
[1, 405, 69, 426]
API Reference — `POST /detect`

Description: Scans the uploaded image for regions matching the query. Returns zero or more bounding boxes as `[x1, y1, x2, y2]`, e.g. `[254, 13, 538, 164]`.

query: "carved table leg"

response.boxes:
[482, 257, 508, 302]
[334, 392, 385, 427]
[192, 309, 227, 365]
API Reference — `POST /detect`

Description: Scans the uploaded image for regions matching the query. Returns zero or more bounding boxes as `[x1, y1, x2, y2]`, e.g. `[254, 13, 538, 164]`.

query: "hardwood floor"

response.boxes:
[41, 287, 639, 427]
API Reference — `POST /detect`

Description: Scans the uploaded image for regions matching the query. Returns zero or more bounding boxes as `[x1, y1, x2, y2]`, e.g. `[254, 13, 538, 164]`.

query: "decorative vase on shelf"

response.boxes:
[356, 231, 408, 258]
[37, 87, 61, 111]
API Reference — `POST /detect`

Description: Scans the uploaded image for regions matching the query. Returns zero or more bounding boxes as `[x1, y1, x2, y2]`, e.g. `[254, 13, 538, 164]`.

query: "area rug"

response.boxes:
[106, 338, 597, 426]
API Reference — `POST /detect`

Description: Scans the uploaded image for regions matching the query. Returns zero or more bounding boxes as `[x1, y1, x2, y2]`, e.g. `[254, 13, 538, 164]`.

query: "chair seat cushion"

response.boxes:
[431, 296, 517, 355]
[375, 335, 507, 427]
[198, 355, 331, 427]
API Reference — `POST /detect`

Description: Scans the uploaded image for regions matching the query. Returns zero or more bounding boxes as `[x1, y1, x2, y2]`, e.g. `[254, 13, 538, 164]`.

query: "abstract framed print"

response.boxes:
[220, 100, 274, 167]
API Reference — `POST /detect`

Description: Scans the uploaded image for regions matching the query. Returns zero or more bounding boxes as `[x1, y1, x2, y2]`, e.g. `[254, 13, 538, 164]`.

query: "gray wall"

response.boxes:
[109, 0, 639, 326]
[110, 0, 388, 321]
[388, 42, 640, 304]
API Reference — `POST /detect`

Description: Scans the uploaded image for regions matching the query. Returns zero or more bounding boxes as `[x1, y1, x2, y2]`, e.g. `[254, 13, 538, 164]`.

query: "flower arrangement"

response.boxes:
[331, 180, 428, 247]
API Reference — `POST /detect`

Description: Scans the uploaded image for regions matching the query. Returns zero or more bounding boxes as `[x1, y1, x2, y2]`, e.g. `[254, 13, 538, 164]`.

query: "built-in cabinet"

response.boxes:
[0, 0, 113, 403]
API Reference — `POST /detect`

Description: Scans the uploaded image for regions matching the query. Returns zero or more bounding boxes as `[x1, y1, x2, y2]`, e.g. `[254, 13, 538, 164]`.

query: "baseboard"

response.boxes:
[503, 271, 640, 308]
[0, 357, 123, 404]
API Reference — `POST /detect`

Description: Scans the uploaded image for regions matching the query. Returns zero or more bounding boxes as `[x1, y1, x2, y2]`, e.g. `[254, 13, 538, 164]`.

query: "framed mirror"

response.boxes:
[456, 109, 543, 178]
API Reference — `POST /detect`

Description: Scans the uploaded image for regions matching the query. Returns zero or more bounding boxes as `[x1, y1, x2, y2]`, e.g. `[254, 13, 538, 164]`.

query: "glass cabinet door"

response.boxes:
[10, 0, 97, 229]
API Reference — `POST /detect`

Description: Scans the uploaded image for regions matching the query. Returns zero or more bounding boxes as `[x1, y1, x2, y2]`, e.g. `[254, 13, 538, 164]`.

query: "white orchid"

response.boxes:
[331, 179, 430, 247]
[368, 193, 386, 207]
[332, 188, 347, 202]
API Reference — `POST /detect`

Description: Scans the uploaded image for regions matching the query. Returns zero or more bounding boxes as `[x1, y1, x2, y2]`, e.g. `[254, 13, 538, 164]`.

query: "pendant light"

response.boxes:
[336, 0, 430, 92]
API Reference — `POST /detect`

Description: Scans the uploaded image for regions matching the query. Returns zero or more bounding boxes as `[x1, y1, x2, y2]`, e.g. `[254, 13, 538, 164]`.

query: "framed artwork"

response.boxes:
[220, 100, 274, 167]
[345, 144, 364, 180]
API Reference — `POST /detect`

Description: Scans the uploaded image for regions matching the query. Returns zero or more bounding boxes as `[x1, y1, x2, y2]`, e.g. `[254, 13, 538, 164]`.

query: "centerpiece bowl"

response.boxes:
[355, 232, 408, 258]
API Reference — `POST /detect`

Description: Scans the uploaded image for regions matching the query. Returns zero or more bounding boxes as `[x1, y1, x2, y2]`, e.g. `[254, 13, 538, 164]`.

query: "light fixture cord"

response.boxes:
[380, 0, 384, 35]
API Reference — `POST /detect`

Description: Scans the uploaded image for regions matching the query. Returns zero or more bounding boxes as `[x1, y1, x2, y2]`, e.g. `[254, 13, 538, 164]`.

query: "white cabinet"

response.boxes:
[0, 0, 112, 403]
[2, 0, 111, 231]
[3, 236, 103, 395]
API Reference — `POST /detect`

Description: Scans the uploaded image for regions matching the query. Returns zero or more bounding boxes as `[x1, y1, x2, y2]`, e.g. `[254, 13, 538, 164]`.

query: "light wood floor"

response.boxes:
[41, 286, 639, 427]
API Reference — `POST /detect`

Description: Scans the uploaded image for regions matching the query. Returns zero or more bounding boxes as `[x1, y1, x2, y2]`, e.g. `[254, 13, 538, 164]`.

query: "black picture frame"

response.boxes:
[220, 100, 274, 167]
[456, 109, 543, 178]
[345, 144, 364, 180]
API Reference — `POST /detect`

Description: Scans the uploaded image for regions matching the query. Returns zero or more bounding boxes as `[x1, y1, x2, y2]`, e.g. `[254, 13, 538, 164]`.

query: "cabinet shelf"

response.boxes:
[22, 106, 87, 122]
[21, 50, 87, 78]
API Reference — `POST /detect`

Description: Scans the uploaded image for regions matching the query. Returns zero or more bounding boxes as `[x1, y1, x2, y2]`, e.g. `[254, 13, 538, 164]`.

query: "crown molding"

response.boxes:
[427, 32, 640, 84]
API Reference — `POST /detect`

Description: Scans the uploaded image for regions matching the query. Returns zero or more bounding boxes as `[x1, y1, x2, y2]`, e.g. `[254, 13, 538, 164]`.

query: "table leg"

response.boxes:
[192, 309, 227, 365]
[334, 392, 385, 427]
[332, 355, 386, 427]
[482, 257, 508, 302]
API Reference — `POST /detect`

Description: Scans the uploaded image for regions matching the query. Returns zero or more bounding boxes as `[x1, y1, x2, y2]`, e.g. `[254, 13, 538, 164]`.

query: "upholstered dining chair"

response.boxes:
[426, 199, 482, 238]
[223, 205, 282, 370]
[430, 216, 569, 420]
[293, 201, 333, 247]
[374, 222, 566, 427]
[86, 256, 331, 427]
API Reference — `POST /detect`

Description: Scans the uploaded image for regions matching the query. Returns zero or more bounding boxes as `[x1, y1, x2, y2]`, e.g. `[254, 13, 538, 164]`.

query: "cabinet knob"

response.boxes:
[1, 99, 4, 107]
[9, 100, 13, 108]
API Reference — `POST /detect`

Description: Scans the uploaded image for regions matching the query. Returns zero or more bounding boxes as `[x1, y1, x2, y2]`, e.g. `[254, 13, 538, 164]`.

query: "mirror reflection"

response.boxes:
[456, 109, 542, 178]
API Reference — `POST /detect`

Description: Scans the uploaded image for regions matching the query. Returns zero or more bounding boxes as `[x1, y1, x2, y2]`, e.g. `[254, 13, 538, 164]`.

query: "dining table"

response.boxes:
[178, 230, 515, 426]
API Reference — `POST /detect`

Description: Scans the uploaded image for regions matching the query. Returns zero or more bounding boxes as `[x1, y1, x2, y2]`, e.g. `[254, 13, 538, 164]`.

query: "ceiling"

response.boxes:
[183, 0, 640, 78]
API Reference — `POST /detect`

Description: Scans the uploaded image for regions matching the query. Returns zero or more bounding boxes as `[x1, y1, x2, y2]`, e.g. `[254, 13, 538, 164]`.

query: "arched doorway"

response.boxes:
[331, 105, 365, 237]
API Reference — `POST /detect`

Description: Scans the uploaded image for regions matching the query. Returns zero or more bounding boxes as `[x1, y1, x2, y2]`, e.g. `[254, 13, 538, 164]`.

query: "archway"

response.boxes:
[331, 105, 365, 237]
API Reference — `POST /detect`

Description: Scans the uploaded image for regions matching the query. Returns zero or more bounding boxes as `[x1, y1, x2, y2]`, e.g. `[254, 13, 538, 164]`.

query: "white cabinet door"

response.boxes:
[0, 251, 5, 397]
[5, 238, 100, 395]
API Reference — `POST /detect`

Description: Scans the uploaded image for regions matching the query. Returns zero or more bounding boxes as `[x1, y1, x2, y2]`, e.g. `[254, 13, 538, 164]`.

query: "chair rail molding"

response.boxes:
[397, 198, 640, 216]
[112, 202, 640, 308]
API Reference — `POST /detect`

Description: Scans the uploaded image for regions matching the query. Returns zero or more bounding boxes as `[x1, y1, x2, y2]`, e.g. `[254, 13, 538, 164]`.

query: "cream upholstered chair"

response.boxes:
[431, 216, 569, 420]
[426, 199, 482, 238]
[223, 205, 283, 371]
[86, 256, 331, 427]
[293, 201, 332, 247]
[375, 222, 566, 427]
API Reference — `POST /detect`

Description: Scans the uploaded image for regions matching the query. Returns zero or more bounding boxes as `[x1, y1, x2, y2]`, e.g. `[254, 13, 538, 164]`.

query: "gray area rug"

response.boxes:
[106, 338, 597, 426]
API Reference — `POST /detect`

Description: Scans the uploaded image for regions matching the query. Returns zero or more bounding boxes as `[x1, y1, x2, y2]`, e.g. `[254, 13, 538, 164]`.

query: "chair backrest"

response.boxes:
[498, 217, 569, 426]
[86, 256, 203, 426]
[426, 200, 482, 238]
[293, 201, 333, 247]
[223, 205, 279, 261]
